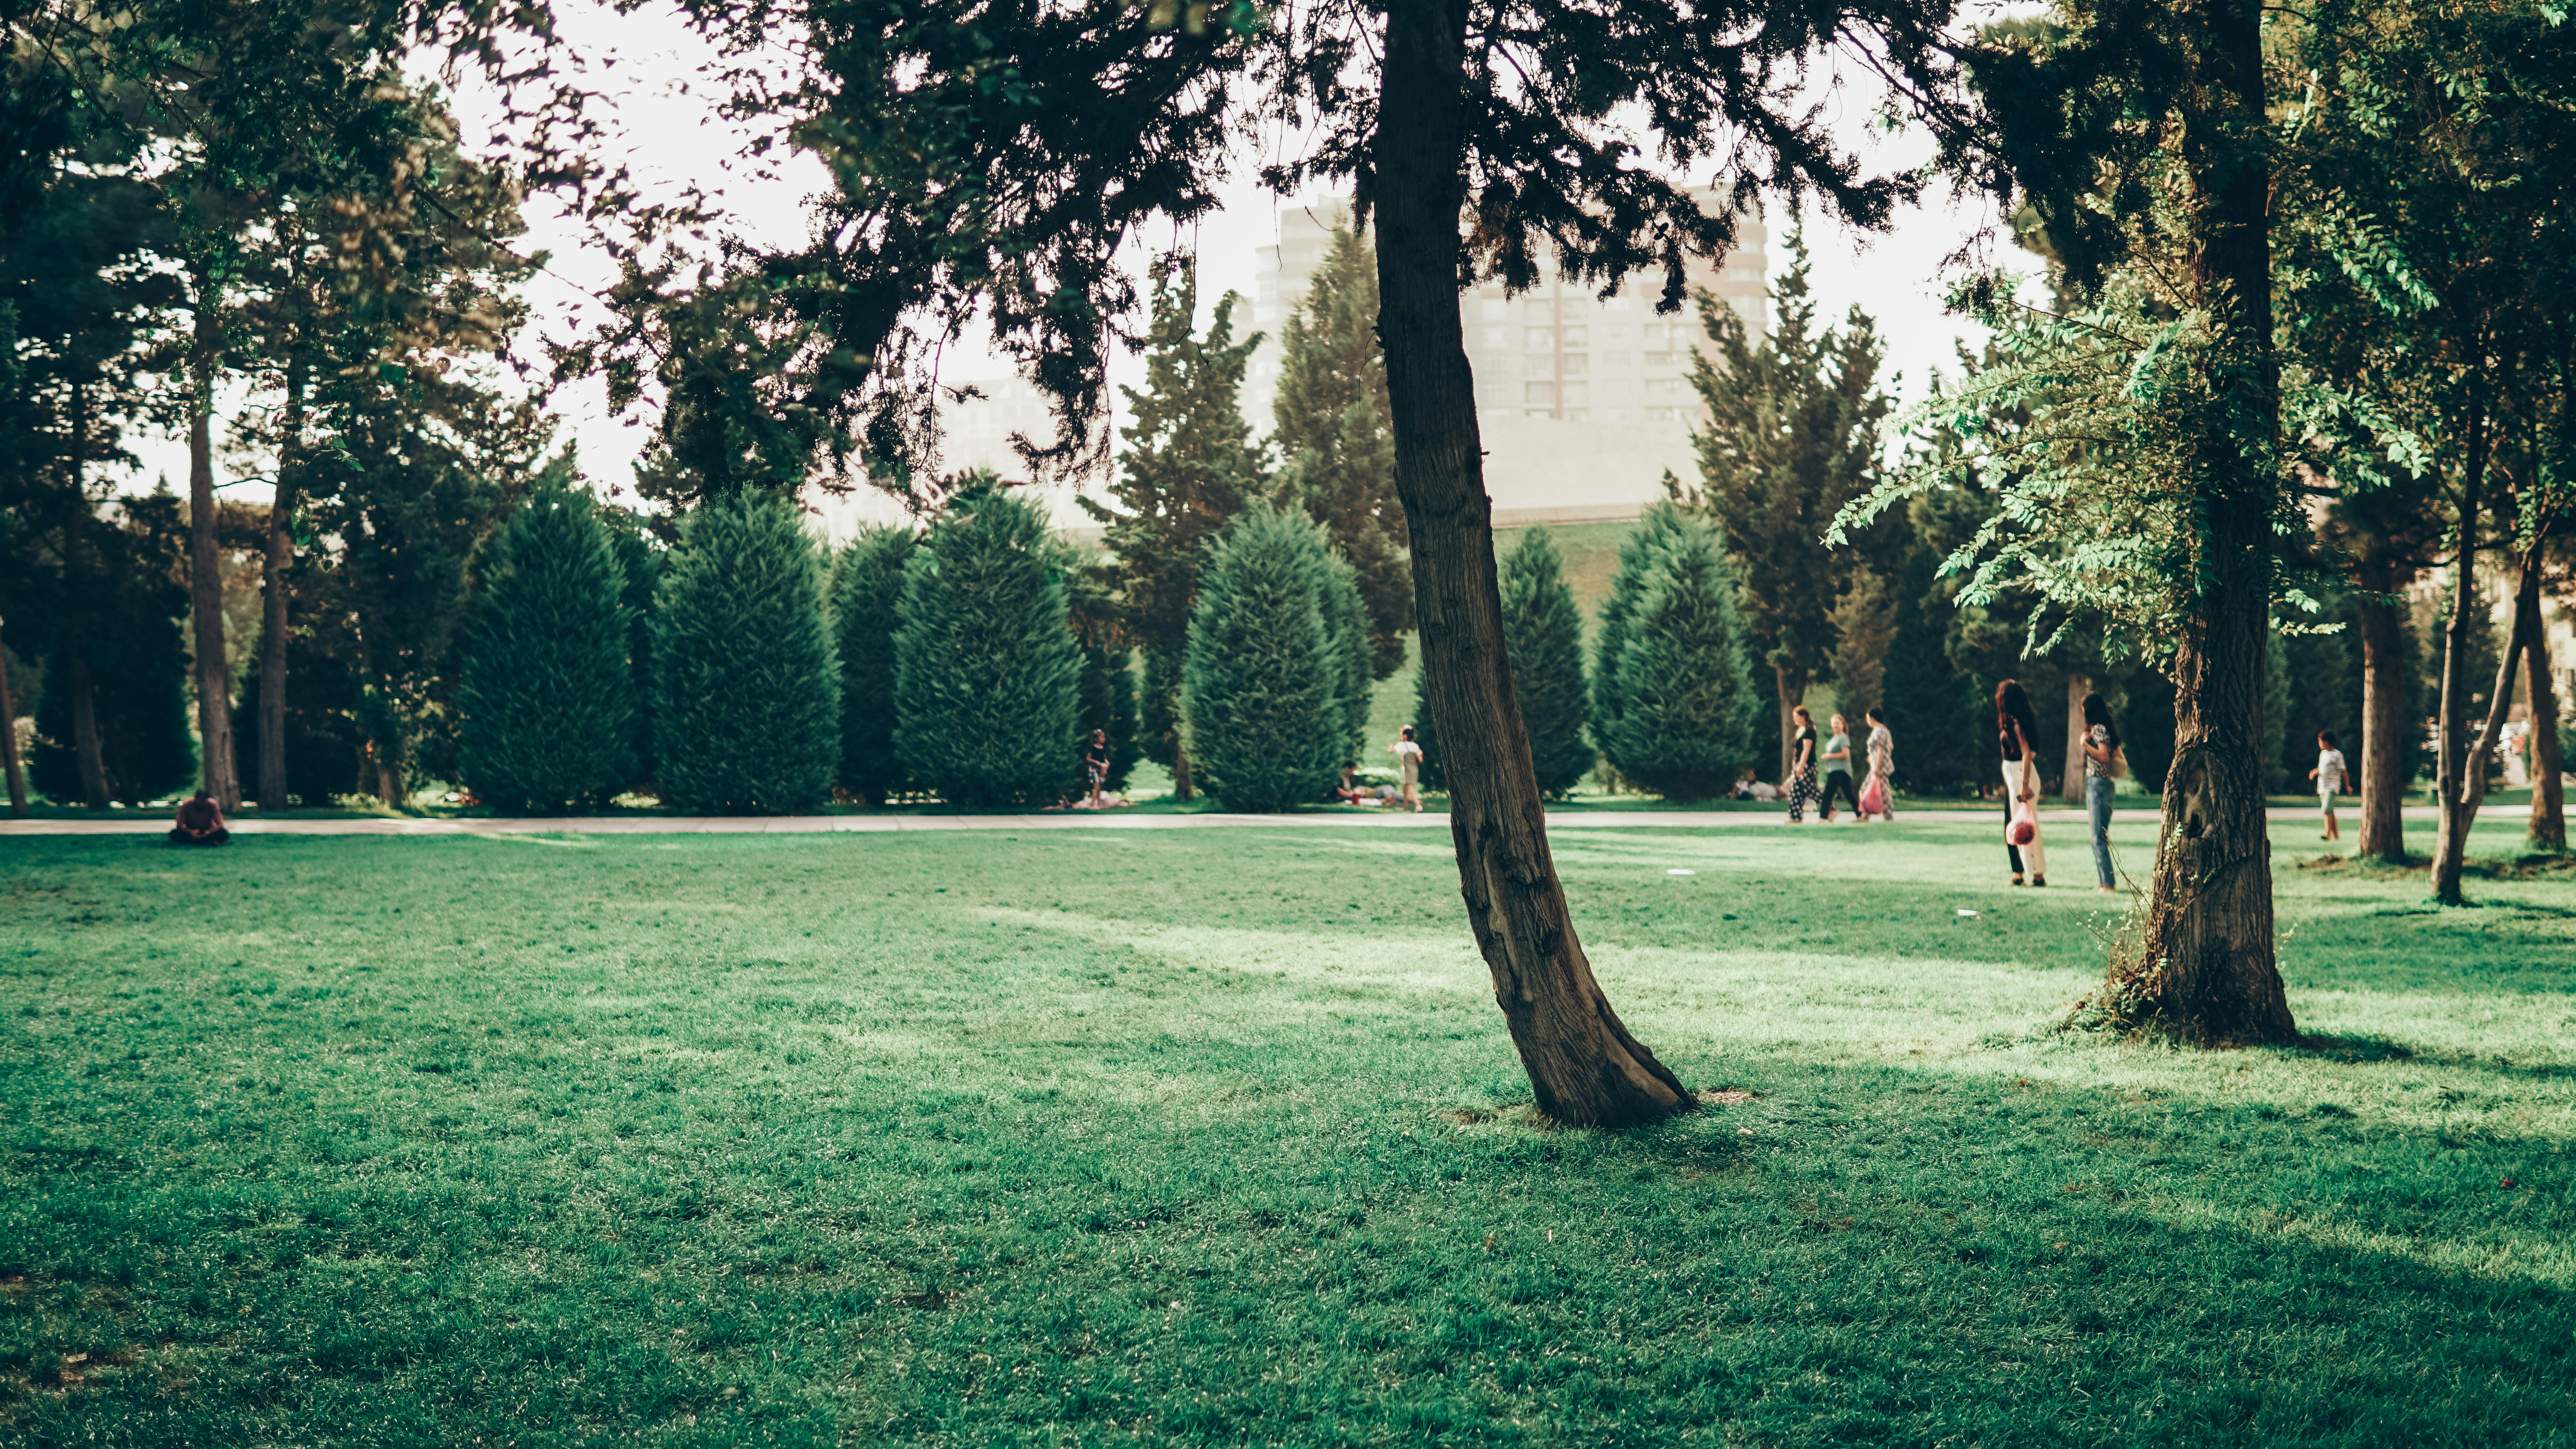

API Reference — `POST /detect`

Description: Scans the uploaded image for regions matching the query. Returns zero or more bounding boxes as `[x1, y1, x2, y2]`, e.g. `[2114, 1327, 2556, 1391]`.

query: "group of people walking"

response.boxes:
[1777, 681, 2129, 893]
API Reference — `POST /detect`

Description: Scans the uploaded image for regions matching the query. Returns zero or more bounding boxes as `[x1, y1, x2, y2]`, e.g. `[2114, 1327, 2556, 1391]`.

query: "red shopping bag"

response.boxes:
[1858, 774, 1887, 816]
[2009, 795, 2037, 846]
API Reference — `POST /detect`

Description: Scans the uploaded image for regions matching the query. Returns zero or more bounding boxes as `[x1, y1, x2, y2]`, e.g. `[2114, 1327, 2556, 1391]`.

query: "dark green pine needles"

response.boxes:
[1595, 503, 1759, 799]
[1186, 505, 1364, 811]
[1412, 527, 1595, 796]
[893, 487, 1083, 808]
[456, 487, 638, 813]
[650, 493, 840, 813]
[832, 525, 918, 803]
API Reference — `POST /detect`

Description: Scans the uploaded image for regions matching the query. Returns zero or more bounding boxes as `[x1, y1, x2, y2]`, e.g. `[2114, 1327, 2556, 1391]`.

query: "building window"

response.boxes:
[1481, 298, 1510, 321]
[1601, 351, 1631, 367]
[1641, 323, 1670, 346]
[1524, 382, 1557, 406]
[1527, 298, 1555, 318]
[1561, 382, 1589, 406]
[1560, 353, 1589, 377]
[1604, 295, 1631, 312]
[1561, 325, 1589, 347]
[1525, 407, 1556, 418]
[1524, 327, 1554, 349]
[1523, 354, 1554, 376]
[1646, 406, 1680, 422]
[1484, 327, 1510, 349]
[1644, 351, 1680, 367]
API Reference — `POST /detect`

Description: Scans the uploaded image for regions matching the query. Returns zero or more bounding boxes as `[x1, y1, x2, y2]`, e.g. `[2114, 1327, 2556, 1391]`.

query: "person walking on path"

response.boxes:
[1818, 713, 1860, 821]
[2081, 692, 2122, 891]
[170, 790, 229, 846]
[1785, 705, 1823, 823]
[2310, 729, 2349, 843]
[1082, 729, 1111, 809]
[1997, 680, 2047, 886]
[1862, 706, 1896, 821]
[1389, 727, 1425, 812]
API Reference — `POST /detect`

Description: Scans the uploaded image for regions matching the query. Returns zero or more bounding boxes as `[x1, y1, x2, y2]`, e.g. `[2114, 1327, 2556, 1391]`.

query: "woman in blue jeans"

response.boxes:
[2081, 693, 2123, 891]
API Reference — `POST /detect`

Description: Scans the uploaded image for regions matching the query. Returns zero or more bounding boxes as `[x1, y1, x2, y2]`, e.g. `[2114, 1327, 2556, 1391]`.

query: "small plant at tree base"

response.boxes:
[832, 525, 918, 803]
[893, 483, 1084, 808]
[1185, 505, 1349, 812]
[458, 487, 639, 814]
[651, 492, 841, 813]
[1598, 510, 1759, 800]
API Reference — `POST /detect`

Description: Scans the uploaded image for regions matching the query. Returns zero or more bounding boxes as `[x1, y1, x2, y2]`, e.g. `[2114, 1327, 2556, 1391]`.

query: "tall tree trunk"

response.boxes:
[187, 294, 241, 809]
[2430, 411, 2489, 906]
[2527, 585, 2564, 848]
[65, 645, 111, 809]
[2109, 0, 2294, 1043]
[1171, 745, 1193, 803]
[2352, 559, 2409, 861]
[0, 622, 26, 818]
[1774, 662, 1806, 782]
[257, 355, 305, 812]
[1376, 0, 1691, 1128]
[2062, 672, 2090, 803]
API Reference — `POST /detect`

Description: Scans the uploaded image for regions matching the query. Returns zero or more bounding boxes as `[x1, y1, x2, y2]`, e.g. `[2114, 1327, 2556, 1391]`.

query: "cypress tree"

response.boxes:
[1597, 512, 1759, 800]
[1502, 530, 1594, 795]
[601, 504, 663, 791]
[457, 487, 639, 813]
[1318, 548, 1374, 766]
[893, 485, 1084, 807]
[1185, 505, 1346, 811]
[1880, 547, 1987, 795]
[1592, 504, 1696, 780]
[832, 525, 917, 803]
[651, 492, 841, 813]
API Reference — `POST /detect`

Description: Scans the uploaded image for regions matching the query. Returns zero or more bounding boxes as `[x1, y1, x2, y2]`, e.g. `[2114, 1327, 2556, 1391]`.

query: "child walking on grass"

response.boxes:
[2311, 729, 2348, 842]
[1389, 727, 1424, 812]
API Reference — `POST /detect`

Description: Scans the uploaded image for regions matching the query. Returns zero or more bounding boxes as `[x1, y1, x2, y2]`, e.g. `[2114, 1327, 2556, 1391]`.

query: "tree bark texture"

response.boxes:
[2352, 564, 2409, 861]
[258, 355, 305, 812]
[66, 646, 111, 809]
[2436, 547, 2538, 891]
[2429, 412, 2489, 906]
[187, 297, 241, 809]
[2113, 0, 2294, 1043]
[2062, 672, 2090, 803]
[1375, 0, 1692, 1128]
[2526, 587, 2564, 848]
[1171, 745, 1192, 803]
[0, 623, 26, 818]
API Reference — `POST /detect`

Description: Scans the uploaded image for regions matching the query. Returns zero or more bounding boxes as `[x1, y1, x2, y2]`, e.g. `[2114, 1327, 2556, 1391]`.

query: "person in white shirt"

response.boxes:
[2309, 729, 2349, 843]
[1388, 726, 1425, 812]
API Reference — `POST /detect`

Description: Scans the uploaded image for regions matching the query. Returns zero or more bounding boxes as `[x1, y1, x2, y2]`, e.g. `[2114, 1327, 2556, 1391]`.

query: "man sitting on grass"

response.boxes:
[170, 790, 229, 846]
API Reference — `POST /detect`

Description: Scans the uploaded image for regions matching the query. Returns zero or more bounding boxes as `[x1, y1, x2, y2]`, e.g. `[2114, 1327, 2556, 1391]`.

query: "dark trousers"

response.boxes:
[1819, 770, 1859, 816]
[169, 828, 229, 846]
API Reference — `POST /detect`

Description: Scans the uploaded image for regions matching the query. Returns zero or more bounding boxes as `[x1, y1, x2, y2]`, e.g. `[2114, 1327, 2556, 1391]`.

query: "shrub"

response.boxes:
[1185, 505, 1348, 811]
[1595, 510, 1759, 799]
[457, 488, 639, 813]
[893, 487, 1084, 807]
[601, 506, 663, 791]
[650, 493, 841, 813]
[832, 525, 917, 803]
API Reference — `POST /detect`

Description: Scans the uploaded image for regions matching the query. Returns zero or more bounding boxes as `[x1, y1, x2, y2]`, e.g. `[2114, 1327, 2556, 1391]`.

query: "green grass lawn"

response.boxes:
[5, 819, 2572, 1446]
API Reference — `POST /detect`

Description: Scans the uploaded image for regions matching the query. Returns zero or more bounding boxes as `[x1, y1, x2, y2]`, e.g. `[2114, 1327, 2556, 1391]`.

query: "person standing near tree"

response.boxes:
[1083, 728, 1111, 809]
[1998, 680, 2047, 886]
[1819, 712, 1858, 821]
[1785, 705, 1822, 823]
[1388, 726, 1424, 813]
[2311, 729, 2349, 844]
[1862, 705, 1896, 822]
[2081, 692, 2122, 891]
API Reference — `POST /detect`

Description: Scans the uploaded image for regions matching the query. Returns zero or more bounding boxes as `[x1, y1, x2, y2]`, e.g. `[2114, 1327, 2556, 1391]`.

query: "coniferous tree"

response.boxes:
[1185, 505, 1346, 812]
[601, 506, 663, 792]
[832, 525, 917, 803]
[28, 497, 193, 806]
[1592, 504, 1696, 782]
[1676, 228, 1892, 779]
[1318, 549, 1375, 767]
[1502, 530, 1595, 797]
[456, 485, 637, 814]
[1273, 223, 1410, 677]
[894, 484, 1083, 807]
[1598, 516, 1760, 800]
[1879, 547, 1987, 795]
[652, 493, 841, 813]
[1076, 643, 1143, 794]
[1079, 257, 1264, 798]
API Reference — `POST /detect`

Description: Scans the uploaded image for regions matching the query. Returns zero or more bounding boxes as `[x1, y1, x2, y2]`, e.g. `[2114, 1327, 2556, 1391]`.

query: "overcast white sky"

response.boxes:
[132, 1, 2031, 506]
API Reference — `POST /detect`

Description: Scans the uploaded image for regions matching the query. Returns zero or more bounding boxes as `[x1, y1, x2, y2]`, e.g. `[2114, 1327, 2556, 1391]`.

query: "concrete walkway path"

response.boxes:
[0, 804, 2447, 837]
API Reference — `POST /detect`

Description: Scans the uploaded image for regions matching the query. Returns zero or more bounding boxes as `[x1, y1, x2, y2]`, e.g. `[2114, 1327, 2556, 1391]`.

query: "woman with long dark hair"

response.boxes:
[2081, 691, 2123, 891]
[1996, 679, 2047, 886]
[1785, 704, 1821, 822]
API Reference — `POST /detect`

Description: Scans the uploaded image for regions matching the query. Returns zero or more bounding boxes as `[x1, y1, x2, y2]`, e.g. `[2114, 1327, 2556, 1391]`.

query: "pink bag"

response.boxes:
[1858, 775, 1888, 816]
[2009, 796, 2037, 846]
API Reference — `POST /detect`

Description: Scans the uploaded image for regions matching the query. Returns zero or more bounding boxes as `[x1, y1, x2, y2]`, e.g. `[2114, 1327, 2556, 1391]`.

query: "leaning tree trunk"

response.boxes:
[2429, 412, 2490, 906]
[65, 645, 111, 809]
[2439, 544, 2540, 888]
[0, 622, 26, 817]
[2352, 560, 2410, 861]
[257, 354, 305, 812]
[2108, 0, 2294, 1044]
[2062, 672, 2090, 803]
[1375, 0, 1692, 1128]
[186, 295, 241, 810]
[2521, 570, 2563, 848]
